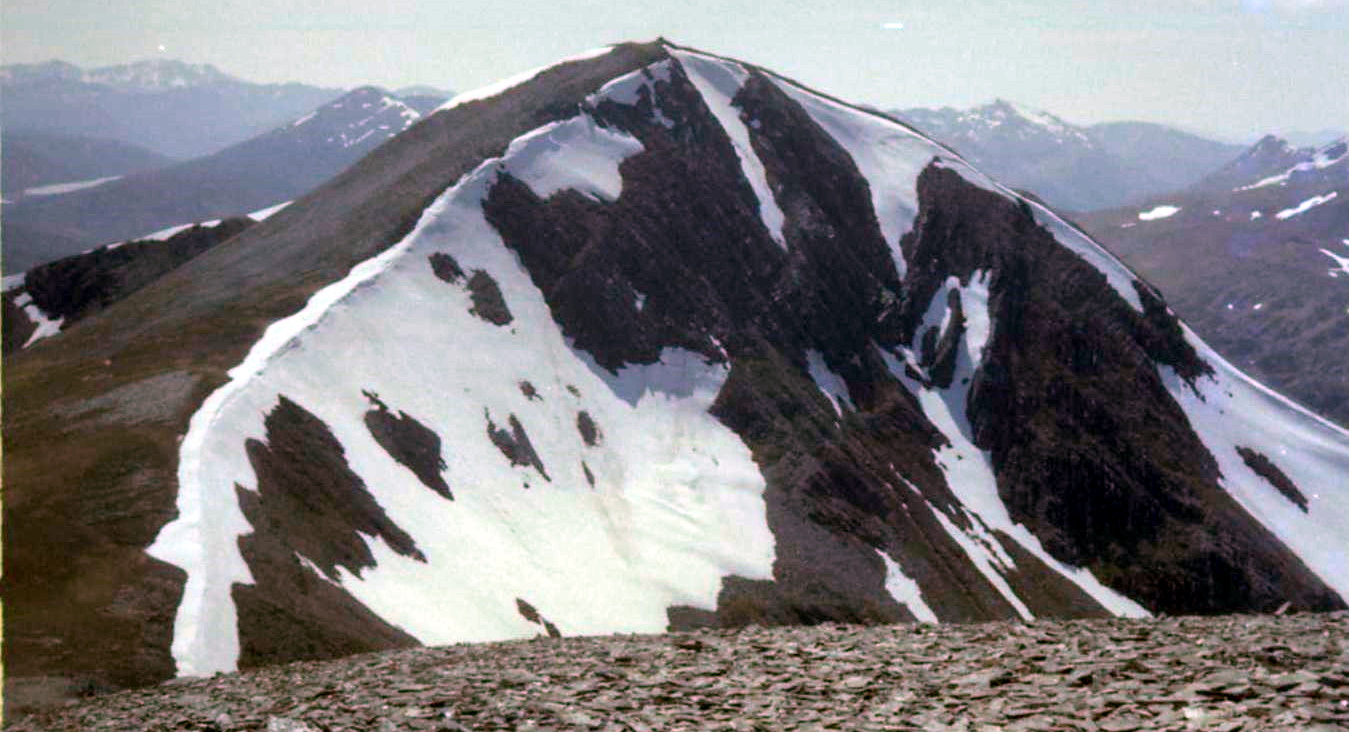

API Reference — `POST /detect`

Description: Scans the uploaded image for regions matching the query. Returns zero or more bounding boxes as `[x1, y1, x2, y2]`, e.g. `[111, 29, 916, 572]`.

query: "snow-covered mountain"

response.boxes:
[3, 87, 427, 273]
[892, 101, 1242, 211]
[1084, 134, 1349, 426]
[0, 59, 343, 159]
[5, 41, 1347, 698]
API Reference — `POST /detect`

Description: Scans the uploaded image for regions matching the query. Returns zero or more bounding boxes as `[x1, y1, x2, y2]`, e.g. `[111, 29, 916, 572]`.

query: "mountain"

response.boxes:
[1082, 135, 1349, 426]
[0, 59, 343, 159]
[891, 101, 1242, 211]
[1, 131, 175, 199]
[2, 87, 427, 273]
[5, 41, 1348, 702]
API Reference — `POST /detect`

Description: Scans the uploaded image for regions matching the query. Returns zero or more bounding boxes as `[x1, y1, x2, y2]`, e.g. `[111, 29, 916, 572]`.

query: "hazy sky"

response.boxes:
[4, 0, 1347, 140]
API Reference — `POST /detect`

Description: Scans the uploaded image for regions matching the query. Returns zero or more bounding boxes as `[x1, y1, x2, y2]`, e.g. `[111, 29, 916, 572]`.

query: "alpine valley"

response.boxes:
[4, 41, 1348, 703]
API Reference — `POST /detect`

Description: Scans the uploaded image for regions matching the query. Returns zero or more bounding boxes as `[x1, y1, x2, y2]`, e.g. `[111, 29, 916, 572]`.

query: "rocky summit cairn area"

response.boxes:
[8, 612, 1349, 731]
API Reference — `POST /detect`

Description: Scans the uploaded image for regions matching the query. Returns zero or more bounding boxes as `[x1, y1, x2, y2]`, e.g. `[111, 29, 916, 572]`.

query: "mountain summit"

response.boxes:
[5, 41, 1347, 698]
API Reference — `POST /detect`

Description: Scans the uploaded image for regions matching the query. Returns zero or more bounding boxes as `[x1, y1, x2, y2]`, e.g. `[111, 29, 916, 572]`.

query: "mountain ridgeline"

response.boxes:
[4, 41, 1347, 701]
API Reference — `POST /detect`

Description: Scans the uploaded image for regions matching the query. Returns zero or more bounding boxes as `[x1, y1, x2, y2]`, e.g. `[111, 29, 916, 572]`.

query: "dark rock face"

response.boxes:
[466, 269, 513, 325]
[485, 411, 550, 480]
[428, 252, 464, 284]
[234, 396, 423, 669]
[576, 411, 601, 447]
[363, 390, 452, 500]
[1238, 447, 1309, 513]
[908, 165, 1336, 616]
[241, 395, 425, 580]
[515, 598, 562, 638]
[20, 217, 254, 330]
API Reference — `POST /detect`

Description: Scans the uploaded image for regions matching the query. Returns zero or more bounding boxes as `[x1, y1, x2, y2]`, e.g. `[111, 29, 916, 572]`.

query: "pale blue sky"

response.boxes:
[4, 0, 1347, 140]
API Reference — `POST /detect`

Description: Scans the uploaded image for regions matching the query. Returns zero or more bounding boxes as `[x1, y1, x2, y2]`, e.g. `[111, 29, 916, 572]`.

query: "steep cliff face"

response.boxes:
[5, 41, 1348, 696]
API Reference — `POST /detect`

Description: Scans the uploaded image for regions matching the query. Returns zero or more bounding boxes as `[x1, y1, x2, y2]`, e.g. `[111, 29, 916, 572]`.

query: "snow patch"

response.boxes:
[670, 49, 788, 250]
[876, 549, 938, 622]
[805, 349, 854, 417]
[499, 115, 644, 202]
[1275, 191, 1338, 220]
[22, 175, 122, 198]
[1320, 240, 1349, 278]
[1138, 205, 1181, 221]
[20, 299, 65, 347]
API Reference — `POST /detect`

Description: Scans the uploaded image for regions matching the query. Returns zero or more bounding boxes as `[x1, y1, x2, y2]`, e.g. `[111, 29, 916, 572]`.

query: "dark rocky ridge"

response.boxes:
[9, 612, 1347, 730]
[19, 217, 255, 328]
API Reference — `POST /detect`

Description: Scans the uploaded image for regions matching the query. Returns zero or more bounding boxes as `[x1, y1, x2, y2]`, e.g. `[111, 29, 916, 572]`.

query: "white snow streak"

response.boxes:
[1275, 191, 1338, 220]
[1138, 205, 1181, 221]
[22, 175, 122, 198]
[879, 271, 1150, 620]
[805, 349, 854, 417]
[876, 549, 938, 622]
[1320, 240, 1349, 277]
[670, 49, 788, 250]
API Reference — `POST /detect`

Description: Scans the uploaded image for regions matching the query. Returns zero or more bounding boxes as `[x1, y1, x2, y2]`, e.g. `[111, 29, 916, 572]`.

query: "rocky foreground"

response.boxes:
[8, 612, 1349, 731]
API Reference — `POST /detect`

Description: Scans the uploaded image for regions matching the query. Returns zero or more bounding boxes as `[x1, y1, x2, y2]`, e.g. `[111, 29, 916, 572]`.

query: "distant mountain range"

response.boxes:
[1, 59, 345, 159]
[3, 86, 438, 273]
[891, 100, 1244, 211]
[1082, 134, 1349, 425]
[1, 131, 174, 198]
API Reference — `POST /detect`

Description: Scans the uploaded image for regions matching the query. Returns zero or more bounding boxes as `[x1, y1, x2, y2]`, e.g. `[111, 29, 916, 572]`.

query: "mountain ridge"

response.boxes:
[4, 40, 1347, 700]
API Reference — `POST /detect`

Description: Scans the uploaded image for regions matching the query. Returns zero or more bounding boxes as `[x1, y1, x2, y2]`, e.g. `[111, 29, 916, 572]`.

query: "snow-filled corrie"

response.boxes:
[878, 271, 1151, 621]
[1159, 325, 1349, 603]
[766, 72, 1145, 313]
[1275, 191, 1338, 220]
[149, 74, 775, 676]
[876, 548, 938, 623]
[1138, 205, 1181, 221]
[805, 349, 854, 417]
[590, 61, 676, 129]
[669, 49, 787, 250]
[438, 46, 616, 112]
